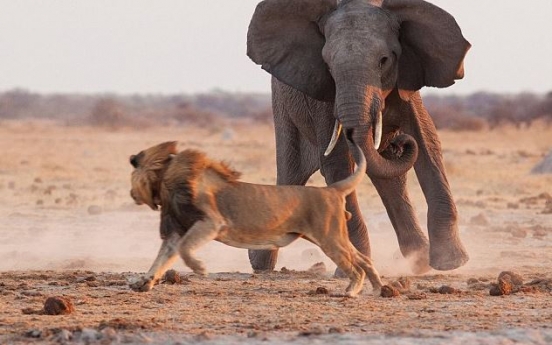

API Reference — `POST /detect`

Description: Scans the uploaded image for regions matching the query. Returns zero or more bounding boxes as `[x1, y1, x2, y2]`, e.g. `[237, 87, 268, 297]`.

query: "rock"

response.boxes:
[87, 205, 102, 215]
[490, 277, 513, 296]
[498, 271, 523, 287]
[510, 227, 528, 238]
[162, 269, 181, 284]
[315, 287, 329, 295]
[328, 326, 345, 333]
[406, 293, 427, 300]
[380, 285, 400, 298]
[542, 200, 552, 214]
[507, 202, 519, 209]
[437, 285, 458, 294]
[43, 296, 75, 315]
[469, 213, 489, 226]
[533, 228, 547, 238]
[466, 277, 479, 285]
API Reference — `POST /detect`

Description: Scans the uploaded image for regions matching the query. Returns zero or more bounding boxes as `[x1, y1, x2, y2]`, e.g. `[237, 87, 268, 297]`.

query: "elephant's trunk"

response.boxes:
[337, 88, 418, 178]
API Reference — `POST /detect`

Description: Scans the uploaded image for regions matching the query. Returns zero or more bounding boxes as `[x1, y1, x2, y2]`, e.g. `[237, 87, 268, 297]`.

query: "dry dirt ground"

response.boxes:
[1, 119, 552, 344]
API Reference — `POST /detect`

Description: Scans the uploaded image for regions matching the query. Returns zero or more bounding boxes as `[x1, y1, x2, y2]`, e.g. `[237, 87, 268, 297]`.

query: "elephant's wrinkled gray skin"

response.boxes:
[246, 0, 470, 274]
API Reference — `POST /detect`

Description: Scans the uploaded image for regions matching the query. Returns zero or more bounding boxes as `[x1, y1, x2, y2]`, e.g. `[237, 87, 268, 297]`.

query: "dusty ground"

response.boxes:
[1, 119, 552, 344]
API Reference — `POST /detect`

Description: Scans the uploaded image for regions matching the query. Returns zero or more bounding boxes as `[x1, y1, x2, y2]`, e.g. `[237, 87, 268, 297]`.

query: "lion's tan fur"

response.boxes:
[128, 141, 383, 297]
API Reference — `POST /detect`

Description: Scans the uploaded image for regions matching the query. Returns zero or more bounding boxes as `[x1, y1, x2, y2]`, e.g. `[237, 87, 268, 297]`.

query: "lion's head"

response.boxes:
[129, 141, 177, 210]
[129, 141, 242, 213]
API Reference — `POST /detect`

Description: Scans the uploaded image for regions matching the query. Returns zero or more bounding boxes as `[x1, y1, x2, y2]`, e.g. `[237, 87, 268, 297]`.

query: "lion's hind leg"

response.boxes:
[319, 242, 366, 297]
[356, 251, 383, 296]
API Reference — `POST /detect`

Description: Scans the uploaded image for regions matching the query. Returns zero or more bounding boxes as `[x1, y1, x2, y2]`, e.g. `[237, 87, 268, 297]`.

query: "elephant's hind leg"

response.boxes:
[248, 98, 319, 272]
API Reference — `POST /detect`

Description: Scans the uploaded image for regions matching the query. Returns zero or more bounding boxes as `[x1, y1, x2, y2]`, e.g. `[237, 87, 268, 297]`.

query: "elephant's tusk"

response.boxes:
[374, 111, 382, 150]
[324, 120, 342, 156]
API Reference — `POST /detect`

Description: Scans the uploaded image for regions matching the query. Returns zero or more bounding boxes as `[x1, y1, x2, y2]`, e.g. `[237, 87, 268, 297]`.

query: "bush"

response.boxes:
[88, 98, 127, 129]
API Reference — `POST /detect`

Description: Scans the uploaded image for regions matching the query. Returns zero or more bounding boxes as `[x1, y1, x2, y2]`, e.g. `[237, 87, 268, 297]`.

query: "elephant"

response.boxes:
[246, 0, 470, 274]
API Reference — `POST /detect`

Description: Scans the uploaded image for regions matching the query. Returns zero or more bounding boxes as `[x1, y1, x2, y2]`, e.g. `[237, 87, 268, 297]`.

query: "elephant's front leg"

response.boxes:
[370, 173, 431, 274]
[407, 100, 469, 271]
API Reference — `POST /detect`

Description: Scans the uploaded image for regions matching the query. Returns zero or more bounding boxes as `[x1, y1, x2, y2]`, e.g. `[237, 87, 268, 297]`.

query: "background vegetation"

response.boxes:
[1, 89, 551, 130]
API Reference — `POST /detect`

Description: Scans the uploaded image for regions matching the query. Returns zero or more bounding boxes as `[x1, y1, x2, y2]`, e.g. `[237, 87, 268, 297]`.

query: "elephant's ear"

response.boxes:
[382, 0, 471, 100]
[247, 0, 337, 102]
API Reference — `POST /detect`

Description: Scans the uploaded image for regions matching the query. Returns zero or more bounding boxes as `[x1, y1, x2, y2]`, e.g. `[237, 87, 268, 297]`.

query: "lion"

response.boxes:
[128, 140, 383, 297]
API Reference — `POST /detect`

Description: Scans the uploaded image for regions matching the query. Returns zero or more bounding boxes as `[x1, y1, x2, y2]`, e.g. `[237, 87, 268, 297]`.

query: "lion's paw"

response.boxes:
[129, 275, 155, 292]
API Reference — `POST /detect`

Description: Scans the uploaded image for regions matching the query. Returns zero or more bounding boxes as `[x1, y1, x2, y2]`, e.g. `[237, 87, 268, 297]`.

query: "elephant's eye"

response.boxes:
[379, 56, 389, 68]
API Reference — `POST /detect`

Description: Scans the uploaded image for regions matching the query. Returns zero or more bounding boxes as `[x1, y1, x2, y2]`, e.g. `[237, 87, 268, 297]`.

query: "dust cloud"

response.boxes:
[1, 121, 551, 281]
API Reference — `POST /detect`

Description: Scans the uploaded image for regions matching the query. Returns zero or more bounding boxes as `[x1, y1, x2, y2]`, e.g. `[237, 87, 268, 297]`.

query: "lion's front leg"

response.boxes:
[178, 219, 221, 276]
[129, 233, 180, 292]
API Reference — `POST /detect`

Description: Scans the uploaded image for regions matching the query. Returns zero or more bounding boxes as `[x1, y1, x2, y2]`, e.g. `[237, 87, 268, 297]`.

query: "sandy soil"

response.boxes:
[1, 119, 552, 344]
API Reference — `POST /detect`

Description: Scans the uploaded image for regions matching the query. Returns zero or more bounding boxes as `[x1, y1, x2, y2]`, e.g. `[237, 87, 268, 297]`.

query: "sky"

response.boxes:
[1, 1, 551, 96]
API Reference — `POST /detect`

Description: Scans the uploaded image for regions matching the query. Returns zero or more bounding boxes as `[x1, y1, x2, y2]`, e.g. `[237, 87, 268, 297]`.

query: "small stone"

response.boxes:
[437, 285, 457, 294]
[466, 278, 479, 285]
[43, 296, 75, 315]
[533, 228, 547, 238]
[406, 293, 427, 300]
[328, 326, 345, 333]
[315, 287, 329, 295]
[163, 269, 181, 284]
[380, 285, 400, 298]
[538, 192, 552, 201]
[87, 205, 102, 215]
[490, 277, 513, 296]
[498, 271, 523, 287]
[511, 228, 528, 238]
[507, 202, 519, 209]
[470, 213, 489, 226]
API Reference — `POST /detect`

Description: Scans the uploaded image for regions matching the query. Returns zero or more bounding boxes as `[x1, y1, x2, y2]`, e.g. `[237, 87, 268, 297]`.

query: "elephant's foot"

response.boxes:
[248, 249, 278, 273]
[429, 237, 469, 271]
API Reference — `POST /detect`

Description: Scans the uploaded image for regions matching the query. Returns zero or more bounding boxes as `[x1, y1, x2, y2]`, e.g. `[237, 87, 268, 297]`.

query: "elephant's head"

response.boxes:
[247, 0, 470, 178]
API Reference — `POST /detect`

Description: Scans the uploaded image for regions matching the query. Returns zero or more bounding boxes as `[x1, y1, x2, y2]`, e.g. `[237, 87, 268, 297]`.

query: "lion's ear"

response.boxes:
[141, 141, 178, 170]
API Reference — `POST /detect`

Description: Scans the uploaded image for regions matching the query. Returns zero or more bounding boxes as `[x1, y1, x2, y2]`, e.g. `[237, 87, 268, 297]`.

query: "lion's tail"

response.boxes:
[329, 142, 366, 196]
